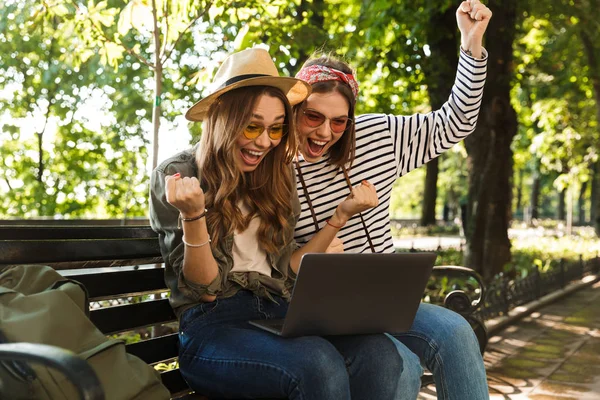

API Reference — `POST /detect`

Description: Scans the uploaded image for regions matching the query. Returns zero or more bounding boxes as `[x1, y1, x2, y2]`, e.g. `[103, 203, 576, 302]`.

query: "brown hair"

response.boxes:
[300, 54, 356, 167]
[195, 86, 296, 253]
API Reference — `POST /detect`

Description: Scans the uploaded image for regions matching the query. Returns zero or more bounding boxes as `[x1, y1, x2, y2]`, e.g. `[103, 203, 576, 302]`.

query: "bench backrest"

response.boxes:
[0, 225, 190, 397]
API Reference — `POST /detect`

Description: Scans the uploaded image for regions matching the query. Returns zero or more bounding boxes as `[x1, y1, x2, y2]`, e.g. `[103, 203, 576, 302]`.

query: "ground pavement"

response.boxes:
[418, 280, 600, 399]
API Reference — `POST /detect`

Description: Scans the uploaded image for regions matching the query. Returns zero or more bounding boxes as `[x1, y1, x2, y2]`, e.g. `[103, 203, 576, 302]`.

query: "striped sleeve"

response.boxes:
[389, 48, 488, 177]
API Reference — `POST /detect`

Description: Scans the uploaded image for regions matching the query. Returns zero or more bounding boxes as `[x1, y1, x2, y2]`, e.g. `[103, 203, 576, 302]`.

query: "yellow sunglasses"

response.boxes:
[243, 123, 287, 140]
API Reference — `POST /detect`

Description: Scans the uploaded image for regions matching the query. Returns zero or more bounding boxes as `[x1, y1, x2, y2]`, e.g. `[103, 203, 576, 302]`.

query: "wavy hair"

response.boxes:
[299, 54, 357, 168]
[195, 86, 296, 254]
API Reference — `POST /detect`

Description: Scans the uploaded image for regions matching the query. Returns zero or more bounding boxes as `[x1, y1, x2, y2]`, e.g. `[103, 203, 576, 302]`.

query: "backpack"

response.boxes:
[0, 265, 170, 400]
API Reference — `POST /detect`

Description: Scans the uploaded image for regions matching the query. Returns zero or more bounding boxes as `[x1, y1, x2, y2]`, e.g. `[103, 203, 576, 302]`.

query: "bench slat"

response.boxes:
[127, 333, 179, 365]
[70, 268, 167, 299]
[46, 258, 164, 271]
[0, 238, 161, 265]
[0, 226, 158, 240]
[91, 299, 176, 335]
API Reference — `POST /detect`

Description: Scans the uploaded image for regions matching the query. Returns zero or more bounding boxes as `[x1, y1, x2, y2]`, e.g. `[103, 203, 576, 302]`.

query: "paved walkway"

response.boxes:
[393, 236, 464, 251]
[418, 280, 600, 399]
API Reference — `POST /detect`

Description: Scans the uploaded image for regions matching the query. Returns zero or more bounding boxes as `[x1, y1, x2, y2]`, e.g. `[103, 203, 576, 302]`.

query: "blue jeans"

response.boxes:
[390, 302, 489, 400]
[178, 290, 403, 399]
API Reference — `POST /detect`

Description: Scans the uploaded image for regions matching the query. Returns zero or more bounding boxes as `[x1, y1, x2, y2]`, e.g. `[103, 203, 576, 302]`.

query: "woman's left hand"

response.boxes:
[456, 0, 492, 56]
[334, 180, 379, 223]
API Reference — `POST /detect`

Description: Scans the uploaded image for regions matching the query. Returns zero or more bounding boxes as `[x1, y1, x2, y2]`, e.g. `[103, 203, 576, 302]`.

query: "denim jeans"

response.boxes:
[390, 302, 490, 400]
[178, 290, 403, 399]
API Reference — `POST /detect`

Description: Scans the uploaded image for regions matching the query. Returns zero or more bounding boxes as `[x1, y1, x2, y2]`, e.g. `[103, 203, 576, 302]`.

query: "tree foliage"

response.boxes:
[512, 0, 600, 231]
[1, 0, 600, 259]
[0, 0, 150, 217]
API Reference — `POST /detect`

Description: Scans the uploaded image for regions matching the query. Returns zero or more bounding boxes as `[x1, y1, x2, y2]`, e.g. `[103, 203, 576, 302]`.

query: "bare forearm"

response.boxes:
[461, 38, 483, 59]
[290, 211, 347, 273]
[181, 218, 219, 286]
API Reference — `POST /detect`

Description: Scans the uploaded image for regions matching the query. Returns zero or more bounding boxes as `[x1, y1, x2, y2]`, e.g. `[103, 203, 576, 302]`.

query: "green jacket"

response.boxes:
[149, 147, 301, 318]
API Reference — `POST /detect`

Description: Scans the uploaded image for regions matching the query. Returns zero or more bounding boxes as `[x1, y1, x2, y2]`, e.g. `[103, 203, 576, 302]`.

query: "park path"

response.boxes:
[418, 280, 600, 399]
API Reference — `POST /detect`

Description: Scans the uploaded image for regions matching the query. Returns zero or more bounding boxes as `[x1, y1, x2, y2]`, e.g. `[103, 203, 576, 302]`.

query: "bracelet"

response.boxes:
[182, 235, 211, 248]
[326, 219, 345, 229]
[177, 209, 207, 229]
[461, 46, 473, 57]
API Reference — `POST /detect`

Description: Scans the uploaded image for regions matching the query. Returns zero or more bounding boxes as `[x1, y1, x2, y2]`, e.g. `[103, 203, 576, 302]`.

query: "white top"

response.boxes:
[294, 49, 488, 254]
[230, 202, 272, 277]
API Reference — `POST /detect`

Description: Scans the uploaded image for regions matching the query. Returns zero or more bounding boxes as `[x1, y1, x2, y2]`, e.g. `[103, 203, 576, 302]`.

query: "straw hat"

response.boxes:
[185, 48, 312, 121]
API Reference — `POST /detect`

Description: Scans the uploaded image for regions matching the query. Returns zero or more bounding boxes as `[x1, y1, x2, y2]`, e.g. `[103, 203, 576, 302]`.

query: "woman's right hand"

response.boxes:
[165, 173, 206, 218]
[334, 180, 378, 224]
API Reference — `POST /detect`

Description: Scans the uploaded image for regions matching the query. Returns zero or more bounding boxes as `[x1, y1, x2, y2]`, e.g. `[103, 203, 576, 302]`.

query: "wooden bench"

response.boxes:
[0, 224, 487, 399]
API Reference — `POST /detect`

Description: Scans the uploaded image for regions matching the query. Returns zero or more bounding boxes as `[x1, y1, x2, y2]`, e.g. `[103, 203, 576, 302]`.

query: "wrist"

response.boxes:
[461, 39, 483, 59]
[326, 219, 344, 230]
[331, 209, 349, 227]
[178, 209, 207, 229]
[180, 208, 206, 219]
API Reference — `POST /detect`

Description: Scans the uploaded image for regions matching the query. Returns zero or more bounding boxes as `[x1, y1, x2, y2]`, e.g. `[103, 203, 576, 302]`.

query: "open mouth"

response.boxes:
[306, 138, 328, 157]
[240, 148, 264, 165]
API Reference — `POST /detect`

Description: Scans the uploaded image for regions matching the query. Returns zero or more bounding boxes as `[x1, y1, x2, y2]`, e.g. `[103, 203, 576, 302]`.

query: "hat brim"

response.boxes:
[185, 77, 311, 121]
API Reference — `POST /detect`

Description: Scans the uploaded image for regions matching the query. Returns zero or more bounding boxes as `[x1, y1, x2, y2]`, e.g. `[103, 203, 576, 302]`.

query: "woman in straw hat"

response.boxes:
[292, 1, 492, 399]
[149, 48, 401, 399]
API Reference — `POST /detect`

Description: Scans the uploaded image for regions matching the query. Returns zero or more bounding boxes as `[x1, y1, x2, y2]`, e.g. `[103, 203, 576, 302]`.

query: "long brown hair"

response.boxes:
[196, 86, 296, 254]
[299, 54, 357, 167]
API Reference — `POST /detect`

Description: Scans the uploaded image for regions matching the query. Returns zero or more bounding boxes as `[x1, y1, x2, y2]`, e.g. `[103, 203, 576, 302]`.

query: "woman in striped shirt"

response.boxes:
[293, 1, 492, 398]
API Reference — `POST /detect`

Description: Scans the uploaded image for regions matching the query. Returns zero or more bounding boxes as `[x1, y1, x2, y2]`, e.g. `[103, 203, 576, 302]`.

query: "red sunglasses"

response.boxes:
[301, 109, 353, 134]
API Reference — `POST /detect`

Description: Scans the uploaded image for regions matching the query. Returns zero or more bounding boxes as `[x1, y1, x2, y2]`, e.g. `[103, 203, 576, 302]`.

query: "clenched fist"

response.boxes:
[457, 0, 492, 58]
[165, 173, 205, 218]
[335, 180, 378, 224]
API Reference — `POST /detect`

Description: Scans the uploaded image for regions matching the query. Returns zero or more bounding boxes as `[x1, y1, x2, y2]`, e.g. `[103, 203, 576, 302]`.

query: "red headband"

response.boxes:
[296, 65, 359, 100]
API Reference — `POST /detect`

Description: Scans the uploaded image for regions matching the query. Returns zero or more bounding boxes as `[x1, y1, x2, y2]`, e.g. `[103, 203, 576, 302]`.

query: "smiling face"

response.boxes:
[235, 94, 286, 172]
[297, 91, 350, 163]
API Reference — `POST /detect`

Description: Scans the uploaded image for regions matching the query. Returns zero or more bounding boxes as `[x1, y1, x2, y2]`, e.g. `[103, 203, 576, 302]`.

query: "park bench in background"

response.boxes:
[0, 224, 487, 399]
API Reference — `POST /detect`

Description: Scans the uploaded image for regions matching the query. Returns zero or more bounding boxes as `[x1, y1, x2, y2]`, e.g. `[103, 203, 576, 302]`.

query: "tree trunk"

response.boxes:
[578, 181, 587, 225]
[558, 188, 566, 221]
[515, 168, 523, 218]
[420, 7, 459, 227]
[36, 29, 59, 184]
[151, 0, 162, 171]
[531, 167, 541, 220]
[152, 65, 163, 171]
[36, 132, 44, 182]
[421, 160, 439, 226]
[592, 161, 599, 227]
[580, 29, 600, 234]
[463, 0, 518, 281]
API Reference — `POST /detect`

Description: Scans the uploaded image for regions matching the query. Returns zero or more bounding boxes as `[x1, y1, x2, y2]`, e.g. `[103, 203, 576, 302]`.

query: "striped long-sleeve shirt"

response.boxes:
[293, 48, 488, 253]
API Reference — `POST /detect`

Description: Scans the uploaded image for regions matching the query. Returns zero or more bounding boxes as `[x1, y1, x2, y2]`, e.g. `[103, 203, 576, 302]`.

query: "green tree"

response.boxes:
[49, 0, 218, 170]
[463, 0, 519, 280]
[0, 0, 149, 217]
[513, 1, 599, 230]
[419, 4, 461, 226]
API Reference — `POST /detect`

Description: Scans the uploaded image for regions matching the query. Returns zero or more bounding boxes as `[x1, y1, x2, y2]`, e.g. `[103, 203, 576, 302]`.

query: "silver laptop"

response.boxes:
[249, 252, 436, 337]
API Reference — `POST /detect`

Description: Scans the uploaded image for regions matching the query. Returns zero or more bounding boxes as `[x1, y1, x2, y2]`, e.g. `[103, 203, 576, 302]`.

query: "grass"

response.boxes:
[396, 222, 600, 304]
[394, 221, 599, 275]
